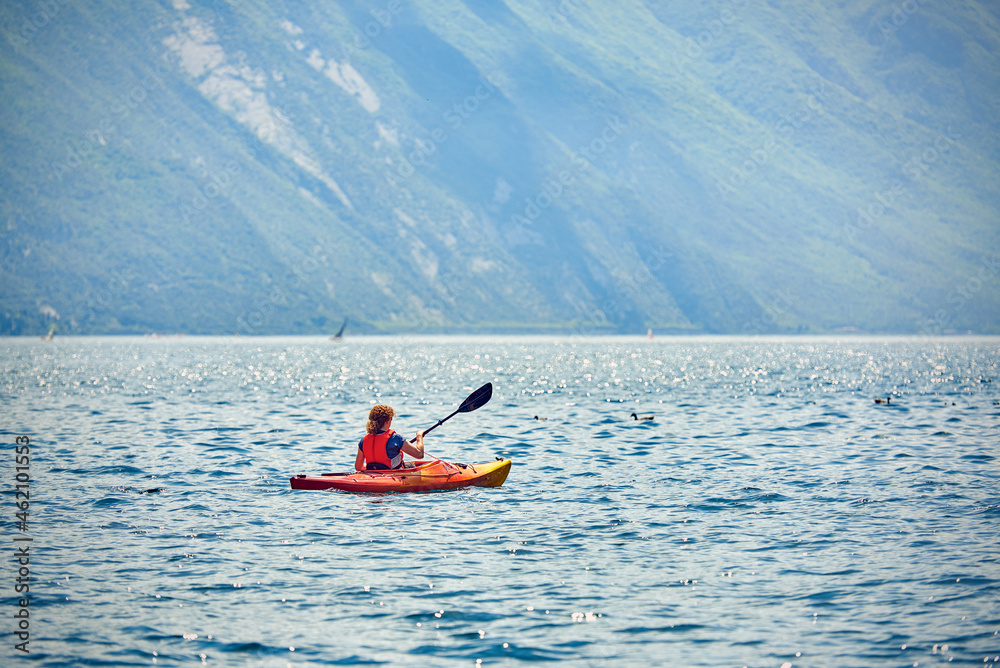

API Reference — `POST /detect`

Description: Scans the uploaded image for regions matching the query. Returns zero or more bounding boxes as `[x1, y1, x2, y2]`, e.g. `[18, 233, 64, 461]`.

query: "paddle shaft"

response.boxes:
[419, 407, 462, 439]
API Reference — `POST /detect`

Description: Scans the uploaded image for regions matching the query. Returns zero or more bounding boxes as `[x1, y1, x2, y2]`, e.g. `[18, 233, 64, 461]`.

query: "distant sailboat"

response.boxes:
[330, 318, 348, 341]
[41, 324, 56, 342]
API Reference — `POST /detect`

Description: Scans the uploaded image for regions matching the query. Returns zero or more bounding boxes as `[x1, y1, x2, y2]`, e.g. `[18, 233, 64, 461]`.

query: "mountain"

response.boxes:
[2, 0, 998, 335]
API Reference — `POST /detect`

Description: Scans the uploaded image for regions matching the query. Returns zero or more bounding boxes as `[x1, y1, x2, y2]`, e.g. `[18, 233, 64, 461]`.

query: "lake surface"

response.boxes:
[2, 336, 998, 667]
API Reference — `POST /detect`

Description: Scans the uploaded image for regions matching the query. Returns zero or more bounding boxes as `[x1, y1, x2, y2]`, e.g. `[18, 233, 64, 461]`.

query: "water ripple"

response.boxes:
[3, 335, 999, 666]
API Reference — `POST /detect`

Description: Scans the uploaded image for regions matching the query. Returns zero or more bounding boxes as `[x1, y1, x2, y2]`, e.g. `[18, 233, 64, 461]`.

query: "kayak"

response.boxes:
[289, 458, 512, 493]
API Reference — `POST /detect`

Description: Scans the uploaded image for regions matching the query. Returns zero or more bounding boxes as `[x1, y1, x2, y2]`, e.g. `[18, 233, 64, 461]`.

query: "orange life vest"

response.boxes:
[361, 429, 399, 470]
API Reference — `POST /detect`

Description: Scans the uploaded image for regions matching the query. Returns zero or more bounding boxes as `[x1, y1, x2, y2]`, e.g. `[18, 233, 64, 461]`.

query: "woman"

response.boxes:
[354, 404, 426, 471]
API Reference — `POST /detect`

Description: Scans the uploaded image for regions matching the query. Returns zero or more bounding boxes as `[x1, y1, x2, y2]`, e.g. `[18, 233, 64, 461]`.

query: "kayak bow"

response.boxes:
[289, 458, 511, 493]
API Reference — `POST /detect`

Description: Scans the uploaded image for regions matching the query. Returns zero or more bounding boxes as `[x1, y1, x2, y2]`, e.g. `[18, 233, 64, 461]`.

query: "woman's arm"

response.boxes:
[401, 431, 425, 459]
[354, 448, 365, 472]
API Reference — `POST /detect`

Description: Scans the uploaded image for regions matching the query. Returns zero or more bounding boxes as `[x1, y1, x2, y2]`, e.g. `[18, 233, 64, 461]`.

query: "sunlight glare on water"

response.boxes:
[1, 335, 998, 667]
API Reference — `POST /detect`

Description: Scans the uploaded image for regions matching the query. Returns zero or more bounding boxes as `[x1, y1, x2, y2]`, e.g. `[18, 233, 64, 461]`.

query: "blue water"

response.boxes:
[2, 336, 999, 667]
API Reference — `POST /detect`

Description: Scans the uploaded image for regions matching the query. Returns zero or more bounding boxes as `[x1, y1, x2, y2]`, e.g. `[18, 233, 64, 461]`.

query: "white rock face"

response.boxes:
[306, 49, 382, 113]
[164, 15, 354, 211]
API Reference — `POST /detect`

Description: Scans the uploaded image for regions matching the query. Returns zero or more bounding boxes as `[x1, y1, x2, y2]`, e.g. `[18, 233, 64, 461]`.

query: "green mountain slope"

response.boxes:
[1, 0, 998, 334]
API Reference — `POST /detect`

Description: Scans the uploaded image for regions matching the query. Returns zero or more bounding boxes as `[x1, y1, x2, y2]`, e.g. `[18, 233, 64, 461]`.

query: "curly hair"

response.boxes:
[366, 404, 395, 434]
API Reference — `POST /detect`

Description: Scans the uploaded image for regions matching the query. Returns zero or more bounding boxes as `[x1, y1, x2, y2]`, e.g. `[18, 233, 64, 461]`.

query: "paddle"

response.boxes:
[417, 382, 493, 441]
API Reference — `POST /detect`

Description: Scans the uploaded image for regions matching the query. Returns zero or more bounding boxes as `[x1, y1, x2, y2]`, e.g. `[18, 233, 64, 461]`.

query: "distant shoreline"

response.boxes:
[6, 332, 999, 341]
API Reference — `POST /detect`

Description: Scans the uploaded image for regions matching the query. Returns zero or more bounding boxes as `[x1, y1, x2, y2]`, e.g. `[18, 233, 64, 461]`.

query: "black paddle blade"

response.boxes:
[419, 383, 494, 440]
[458, 382, 493, 413]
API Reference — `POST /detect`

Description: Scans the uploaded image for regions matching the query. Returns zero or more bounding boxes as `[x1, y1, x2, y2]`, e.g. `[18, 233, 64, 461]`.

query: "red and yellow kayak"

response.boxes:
[289, 458, 511, 493]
